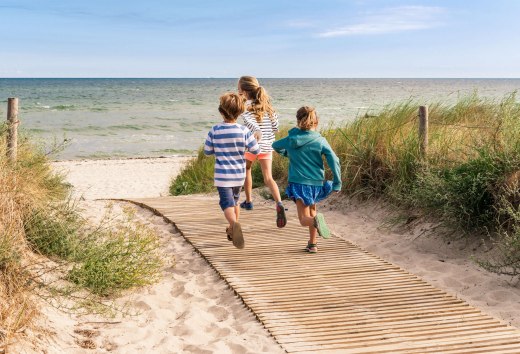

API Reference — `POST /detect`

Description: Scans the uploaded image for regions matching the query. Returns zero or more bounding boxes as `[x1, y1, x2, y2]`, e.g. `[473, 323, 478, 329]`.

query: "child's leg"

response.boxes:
[259, 158, 281, 203]
[219, 186, 240, 228]
[309, 204, 318, 245]
[223, 206, 237, 227]
[260, 158, 286, 227]
[244, 160, 253, 202]
[295, 200, 318, 244]
[234, 205, 240, 223]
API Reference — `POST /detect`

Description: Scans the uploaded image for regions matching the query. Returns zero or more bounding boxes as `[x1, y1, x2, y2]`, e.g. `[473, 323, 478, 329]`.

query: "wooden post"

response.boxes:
[7, 97, 19, 162]
[419, 105, 428, 158]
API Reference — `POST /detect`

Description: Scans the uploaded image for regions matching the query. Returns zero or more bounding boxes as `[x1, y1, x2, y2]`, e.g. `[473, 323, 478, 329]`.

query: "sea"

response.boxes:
[0, 78, 519, 160]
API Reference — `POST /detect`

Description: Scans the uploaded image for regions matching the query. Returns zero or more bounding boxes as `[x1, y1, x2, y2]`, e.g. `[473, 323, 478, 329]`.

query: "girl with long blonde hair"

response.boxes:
[238, 75, 286, 228]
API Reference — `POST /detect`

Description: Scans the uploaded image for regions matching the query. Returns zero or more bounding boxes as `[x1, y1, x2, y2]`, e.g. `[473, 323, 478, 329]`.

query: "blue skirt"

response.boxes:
[285, 181, 333, 206]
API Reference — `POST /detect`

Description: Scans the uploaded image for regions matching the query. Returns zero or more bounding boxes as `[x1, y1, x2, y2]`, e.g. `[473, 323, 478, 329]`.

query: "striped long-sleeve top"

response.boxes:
[241, 101, 279, 154]
[204, 122, 260, 187]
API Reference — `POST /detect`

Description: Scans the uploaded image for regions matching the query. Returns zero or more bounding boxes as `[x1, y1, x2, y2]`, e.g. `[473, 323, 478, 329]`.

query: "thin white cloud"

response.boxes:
[285, 20, 315, 29]
[318, 6, 445, 37]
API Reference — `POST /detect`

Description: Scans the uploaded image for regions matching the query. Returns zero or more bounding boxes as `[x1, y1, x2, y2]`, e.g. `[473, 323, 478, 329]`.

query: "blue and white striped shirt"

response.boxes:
[204, 122, 260, 187]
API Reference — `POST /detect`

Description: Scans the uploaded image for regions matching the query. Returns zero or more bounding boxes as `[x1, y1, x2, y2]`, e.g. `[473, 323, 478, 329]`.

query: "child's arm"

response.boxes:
[245, 131, 260, 155]
[242, 113, 263, 142]
[322, 140, 342, 191]
[272, 137, 288, 157]
[203, 129, 215, 156]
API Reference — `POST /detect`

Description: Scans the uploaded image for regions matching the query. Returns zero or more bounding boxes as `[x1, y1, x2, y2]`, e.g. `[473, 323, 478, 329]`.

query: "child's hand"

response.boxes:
[254, 131, 262, 142]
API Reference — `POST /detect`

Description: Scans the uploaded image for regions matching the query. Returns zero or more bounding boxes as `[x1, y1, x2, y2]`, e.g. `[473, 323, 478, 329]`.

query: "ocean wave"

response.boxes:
[108, 124, 152, 131]
[52, 104, 76, 111]
[35, 102, 51, 109]
[63, 125, 105, 132]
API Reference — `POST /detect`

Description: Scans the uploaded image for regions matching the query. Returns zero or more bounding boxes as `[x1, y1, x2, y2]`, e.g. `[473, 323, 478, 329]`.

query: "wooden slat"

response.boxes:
[121, 196, 520, 353]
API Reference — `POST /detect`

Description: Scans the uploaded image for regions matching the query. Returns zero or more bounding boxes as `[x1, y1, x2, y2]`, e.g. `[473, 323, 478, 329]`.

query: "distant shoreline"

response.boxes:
[2, 77, 520, 80]
[50, 154, 196, 163]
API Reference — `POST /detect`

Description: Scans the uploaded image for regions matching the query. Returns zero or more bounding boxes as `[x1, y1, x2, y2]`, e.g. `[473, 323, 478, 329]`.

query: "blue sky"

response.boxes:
[0, 0, 519, 78]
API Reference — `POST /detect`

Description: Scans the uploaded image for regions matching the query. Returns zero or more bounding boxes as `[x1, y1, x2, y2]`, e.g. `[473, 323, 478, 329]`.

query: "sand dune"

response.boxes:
[14, 156, 520, 353]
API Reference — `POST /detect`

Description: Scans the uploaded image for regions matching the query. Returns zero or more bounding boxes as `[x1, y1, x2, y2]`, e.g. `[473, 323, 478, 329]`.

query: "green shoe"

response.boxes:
[314, 213, 331, 239]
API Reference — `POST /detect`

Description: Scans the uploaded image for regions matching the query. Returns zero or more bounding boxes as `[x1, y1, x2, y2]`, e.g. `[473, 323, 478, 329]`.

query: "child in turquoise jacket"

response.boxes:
[272, 106, 341, 253]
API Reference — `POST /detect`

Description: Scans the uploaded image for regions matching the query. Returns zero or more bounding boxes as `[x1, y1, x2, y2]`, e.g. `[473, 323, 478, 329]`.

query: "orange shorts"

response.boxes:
[245, 151, 272, 161]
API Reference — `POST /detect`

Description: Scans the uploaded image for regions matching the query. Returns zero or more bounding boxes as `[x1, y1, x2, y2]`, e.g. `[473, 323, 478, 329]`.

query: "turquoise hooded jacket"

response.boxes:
[272, 127, 342, 191]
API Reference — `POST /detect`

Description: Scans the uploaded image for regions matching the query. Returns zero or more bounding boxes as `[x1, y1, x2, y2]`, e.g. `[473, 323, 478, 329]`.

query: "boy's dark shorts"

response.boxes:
[217, 186, 241, 211]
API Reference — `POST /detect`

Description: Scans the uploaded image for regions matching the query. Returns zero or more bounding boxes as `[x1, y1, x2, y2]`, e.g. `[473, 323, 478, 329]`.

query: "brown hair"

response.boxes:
[219, 92, 245, 122]
[296, 106, 319, 130]
[238, 76, 275, 123]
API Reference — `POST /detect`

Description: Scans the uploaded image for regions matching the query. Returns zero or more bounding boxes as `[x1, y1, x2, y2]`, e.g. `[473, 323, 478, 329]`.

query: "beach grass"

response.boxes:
[0, 127, 163, 347]
[170, 92, 520, 278]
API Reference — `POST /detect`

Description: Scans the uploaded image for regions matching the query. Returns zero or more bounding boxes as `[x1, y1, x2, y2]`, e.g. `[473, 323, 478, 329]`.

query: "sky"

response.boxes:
[0, 0, 519, 78]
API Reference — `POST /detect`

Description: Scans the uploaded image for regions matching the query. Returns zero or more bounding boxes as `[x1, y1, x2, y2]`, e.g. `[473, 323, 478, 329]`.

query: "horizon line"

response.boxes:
[1, 77, 520, 80]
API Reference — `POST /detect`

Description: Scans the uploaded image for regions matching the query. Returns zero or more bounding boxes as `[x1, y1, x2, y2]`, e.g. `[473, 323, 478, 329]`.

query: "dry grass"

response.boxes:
[1, 127, 163, 350]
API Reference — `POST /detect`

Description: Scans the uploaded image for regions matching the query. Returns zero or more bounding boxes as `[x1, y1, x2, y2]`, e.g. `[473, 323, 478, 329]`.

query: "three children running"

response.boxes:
[205, 80, 341, 251]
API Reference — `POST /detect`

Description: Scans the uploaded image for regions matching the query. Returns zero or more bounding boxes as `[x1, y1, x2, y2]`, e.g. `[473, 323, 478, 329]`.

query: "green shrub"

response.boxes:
[170, 147, 214, 195]
[404, 150, 515, 230]
[24, 203, 83, 260]
[67, 208, 163, 297]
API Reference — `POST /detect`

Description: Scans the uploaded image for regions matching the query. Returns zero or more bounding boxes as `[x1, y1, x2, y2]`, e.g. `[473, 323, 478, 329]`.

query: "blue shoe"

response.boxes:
[240, 201, 254, 210]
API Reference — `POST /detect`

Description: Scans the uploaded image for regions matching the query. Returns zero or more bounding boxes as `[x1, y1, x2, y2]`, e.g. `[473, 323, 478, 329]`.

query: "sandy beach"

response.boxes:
[14, 156, 520, 353]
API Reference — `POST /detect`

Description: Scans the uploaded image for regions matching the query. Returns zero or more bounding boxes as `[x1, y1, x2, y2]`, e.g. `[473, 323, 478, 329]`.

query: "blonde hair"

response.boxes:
[238, 76, 275, 123]
[219, 92, 245, 122]
[296, 106, 319, 130]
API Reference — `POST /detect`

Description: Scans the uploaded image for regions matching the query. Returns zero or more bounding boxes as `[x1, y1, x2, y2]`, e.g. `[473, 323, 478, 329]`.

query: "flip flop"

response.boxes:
[232, 222, 244, 249]
[314, 213, 331, 239]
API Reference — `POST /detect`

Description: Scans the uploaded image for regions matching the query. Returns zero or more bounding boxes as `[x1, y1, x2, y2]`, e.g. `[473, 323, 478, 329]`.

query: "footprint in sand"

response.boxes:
[461, 275, 482, 285]
[208, 305, 230, 322]
[196, 274, 210, 286]
[489, 290, 515, 302]
[183, 345, 213, 354]
[170, 281, 186, 297]
[202, 287, 219, 299]
[171, 324, 193, 337]
[133, 300, 152, 311]
[74, 328, 100, 338]
[442, 277, 462, 288]
[227, 343, 248, 354]
[190, 265, 207, 275]
[213, 326, 231, 337]
[102, 338, 118, 351]
[74, 328, 99, 350]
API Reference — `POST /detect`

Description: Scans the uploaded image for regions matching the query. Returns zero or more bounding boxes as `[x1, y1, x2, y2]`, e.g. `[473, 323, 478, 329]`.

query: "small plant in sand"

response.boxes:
[68, 205, 163, 297]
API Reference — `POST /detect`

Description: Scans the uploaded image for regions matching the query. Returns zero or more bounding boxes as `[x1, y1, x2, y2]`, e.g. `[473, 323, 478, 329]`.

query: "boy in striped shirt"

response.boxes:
[204, 92, 260, 249]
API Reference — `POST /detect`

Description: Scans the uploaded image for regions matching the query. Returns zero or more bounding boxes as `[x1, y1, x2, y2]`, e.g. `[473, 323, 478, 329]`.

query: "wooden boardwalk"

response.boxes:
[125, 196, 520, 353]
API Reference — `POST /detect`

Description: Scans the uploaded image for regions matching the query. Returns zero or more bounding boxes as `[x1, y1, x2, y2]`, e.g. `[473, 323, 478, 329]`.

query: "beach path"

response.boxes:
[123, 195, 520, 353]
